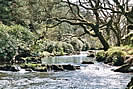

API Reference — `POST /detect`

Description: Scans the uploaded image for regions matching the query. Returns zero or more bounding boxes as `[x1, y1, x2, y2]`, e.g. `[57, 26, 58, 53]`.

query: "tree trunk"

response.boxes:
[116, 34, 121, 46]
[93, 25, 109, 51]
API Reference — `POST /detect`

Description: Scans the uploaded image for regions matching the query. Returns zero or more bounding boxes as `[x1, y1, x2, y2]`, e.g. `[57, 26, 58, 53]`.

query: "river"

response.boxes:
[0, 52, 132, 89]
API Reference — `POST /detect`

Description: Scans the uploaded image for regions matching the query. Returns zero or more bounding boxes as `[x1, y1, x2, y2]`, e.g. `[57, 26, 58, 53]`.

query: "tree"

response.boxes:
[48, 0, 110, 50]
[46, 0, 132, 50]
[0, 0, 16, 25]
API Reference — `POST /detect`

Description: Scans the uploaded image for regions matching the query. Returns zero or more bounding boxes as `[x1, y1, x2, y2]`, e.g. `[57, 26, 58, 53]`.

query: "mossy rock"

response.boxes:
[24, 57, 42, 64]
[105, 47, 127, 57]
[128, 49, 133, 55]
[96, 50, 106, 62]
[96, 50, 105, 57]
[112, 56, 124, 66]
[104, 56, 112, 64]
[33, 67, 47, 72]
[0, 65, 20, 72]
[96, 56, 106, 62]
[20, 63, 42, 69]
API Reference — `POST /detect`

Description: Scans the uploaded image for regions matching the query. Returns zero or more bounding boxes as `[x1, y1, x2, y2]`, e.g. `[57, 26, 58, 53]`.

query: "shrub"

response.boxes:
[0, 24, 17, 62]
[82, 42, 89, 51]
[8, 25, 35, 44]
[46, 41, 56, 53]
[0, 24, 34, 62]
[62, 42, 74, 54]
[70, 38, 83, 51]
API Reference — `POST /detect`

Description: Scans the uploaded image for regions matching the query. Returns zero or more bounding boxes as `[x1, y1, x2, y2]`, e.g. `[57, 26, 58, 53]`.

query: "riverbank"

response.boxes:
[95, 45, 133, 89]
[96, 45, 133, 72]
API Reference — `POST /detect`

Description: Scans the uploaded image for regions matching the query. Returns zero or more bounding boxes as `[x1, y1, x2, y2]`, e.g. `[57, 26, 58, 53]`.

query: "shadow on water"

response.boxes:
[0, 51, 132, 89]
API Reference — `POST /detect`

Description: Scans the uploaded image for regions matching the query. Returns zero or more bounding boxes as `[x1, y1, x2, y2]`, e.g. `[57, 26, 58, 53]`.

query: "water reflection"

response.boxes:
[42, 53, 93, 65]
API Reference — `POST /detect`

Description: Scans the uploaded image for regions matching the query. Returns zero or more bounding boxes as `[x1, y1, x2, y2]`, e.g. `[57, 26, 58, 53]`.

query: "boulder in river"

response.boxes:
[87, 54, 95, 57]
[112, 56, 124, 66]
[21, 63, 80, 72]
[96, 56, 106, 62]
[104, 56, 112, 64]
[51, 65, 64, 71]
[81, 61, 94, 64]
[113, 64, 133, 73]
[62, 64, 77, 70]
[87, 50, 95, 57]
[0, 65, 20, 72]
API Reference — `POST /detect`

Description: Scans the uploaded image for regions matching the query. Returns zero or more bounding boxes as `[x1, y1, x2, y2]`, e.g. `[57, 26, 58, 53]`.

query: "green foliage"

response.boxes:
[128, 49, 133, 55]
[70, 38, 83, 51]
[62, 42, 74, 54]
[96, 50, 105, 57]
[24, 63, 41, 68]
[0, 0, 15, 25]
[8, 25, 35, 43]
[45, 41, 56, 53]
[44, 41, 74, 55]
[0, 24, 17, 62]
[105, 47, 127, 57]
[0, 24, 34, 62]
[30, 39, 74, 56]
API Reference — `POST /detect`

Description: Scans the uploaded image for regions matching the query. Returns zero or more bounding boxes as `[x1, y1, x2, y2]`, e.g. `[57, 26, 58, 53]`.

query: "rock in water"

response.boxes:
[51, 65, 64, 71]
[96, 56, 106, 62]
[81, 61, 94, 64]
[0, 65, 20, 72]
[87, 54, 95, 57]
[113, 64, 131, 73]
[62, 64, 76, 70]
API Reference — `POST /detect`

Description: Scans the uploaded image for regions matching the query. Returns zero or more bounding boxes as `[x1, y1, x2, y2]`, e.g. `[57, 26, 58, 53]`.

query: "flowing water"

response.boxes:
[0, 52, 132, 89]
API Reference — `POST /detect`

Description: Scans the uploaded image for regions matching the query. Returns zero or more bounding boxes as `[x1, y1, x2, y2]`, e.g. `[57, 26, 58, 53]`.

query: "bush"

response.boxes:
[8, 25, 35, 43]
[70, 38, 83, 51]
[82, 42, 89, 51]
[0, 24, 17, 62]
[0, 24, 34, 62]
[46, 41, 56, 53]
[62, 42, 74, 54]
[44, 41, 74, 55]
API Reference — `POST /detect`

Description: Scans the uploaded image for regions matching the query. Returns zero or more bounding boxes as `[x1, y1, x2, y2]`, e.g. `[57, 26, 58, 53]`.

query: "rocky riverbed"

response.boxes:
[0, 52, 132, 89]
